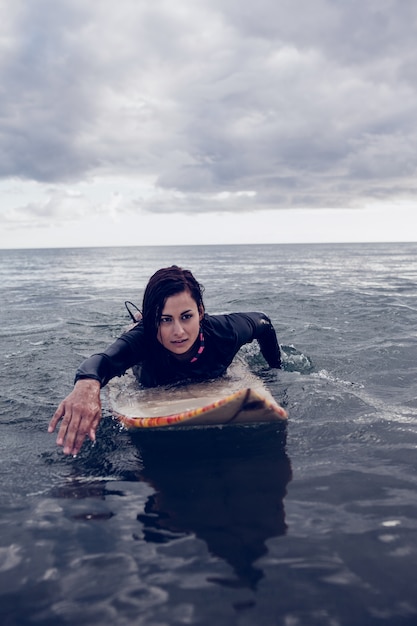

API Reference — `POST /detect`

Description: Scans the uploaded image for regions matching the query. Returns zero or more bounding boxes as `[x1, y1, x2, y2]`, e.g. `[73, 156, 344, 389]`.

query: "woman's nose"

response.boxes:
[173, 320, 185, 335]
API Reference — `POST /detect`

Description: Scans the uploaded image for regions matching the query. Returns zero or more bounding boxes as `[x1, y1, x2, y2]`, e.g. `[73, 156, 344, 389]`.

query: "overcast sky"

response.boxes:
[1, 0, 416, 248]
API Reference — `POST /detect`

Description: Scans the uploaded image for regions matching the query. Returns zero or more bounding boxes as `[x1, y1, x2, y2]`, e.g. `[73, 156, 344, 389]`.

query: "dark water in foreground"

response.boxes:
[0, 243, 416, 626]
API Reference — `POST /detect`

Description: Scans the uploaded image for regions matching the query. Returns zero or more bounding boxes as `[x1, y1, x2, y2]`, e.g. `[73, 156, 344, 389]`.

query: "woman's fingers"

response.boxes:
[49, 380, 102, 455]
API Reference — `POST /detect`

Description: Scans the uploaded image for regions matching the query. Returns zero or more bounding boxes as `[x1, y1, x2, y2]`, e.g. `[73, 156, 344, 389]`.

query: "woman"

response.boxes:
[49, 266, 282, 455]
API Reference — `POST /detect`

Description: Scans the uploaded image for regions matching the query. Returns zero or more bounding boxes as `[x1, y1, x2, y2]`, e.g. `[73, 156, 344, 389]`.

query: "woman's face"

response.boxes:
[157, 290, 203, 355]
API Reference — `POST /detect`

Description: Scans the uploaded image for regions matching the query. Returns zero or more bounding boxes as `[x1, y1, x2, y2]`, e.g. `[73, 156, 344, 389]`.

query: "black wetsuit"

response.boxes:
[75, 312, 281, 388]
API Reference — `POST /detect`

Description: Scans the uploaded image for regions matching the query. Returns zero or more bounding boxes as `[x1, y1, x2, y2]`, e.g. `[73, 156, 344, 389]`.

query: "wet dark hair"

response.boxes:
[142, 266, 205, 341]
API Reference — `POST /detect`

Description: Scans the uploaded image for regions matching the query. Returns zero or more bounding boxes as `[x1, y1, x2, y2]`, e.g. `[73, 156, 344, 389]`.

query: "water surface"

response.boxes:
[0, 243, 416, 625]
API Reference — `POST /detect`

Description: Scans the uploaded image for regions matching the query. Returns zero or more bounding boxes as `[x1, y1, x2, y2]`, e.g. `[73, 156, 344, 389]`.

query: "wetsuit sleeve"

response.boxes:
[227, 312, 282, 368]
[74, 324, 146, 387]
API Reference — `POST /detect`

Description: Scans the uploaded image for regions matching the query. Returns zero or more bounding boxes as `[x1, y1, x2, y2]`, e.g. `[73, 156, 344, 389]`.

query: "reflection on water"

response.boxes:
[49, 423, 291, 592]
[132, 423, 291, 589]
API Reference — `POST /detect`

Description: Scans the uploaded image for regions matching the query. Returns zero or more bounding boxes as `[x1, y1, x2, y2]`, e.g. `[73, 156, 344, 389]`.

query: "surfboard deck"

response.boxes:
[107, 364, 287, 430]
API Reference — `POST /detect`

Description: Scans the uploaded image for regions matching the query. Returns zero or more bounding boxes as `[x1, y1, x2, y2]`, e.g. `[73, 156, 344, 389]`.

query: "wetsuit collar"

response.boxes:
[169, 330, 205, 363]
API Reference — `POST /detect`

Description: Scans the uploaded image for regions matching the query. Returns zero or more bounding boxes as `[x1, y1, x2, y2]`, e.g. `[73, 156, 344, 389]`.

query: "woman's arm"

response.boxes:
[252, 313, 282, 368]
[209, 312, 282, 368]
[49, 324, 146, 455]
[75, 323, 146, 386]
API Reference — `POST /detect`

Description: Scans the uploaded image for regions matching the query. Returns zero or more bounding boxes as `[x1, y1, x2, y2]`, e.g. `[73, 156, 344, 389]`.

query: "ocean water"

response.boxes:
[0, 242, 416, 626]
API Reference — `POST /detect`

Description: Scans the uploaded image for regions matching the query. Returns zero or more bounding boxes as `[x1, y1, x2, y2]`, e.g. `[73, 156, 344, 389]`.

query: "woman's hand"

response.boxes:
[48, 379, 102, 456]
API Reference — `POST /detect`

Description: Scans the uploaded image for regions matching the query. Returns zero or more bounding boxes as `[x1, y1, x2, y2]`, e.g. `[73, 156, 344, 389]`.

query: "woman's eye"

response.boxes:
[160, 313, 193, 324]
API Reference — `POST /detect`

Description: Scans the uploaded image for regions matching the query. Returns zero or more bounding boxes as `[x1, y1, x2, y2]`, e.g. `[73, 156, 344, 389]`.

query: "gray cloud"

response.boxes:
[1, 0, 417, 214]
[0, 2, 99, 180]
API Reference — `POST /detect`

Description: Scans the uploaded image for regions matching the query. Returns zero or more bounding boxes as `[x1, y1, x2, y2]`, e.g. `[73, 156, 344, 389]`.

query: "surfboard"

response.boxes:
[107, 362, 287, 430]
